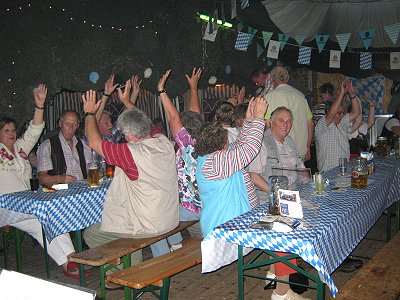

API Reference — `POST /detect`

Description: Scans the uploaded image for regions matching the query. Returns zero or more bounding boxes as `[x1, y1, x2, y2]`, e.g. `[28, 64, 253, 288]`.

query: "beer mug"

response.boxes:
[376, 137, 388, 156]
[268, 176, 288, 215]
[106, 164, 115, 178]
[87, 162, 100, 187]
[351, 158, 368, 188]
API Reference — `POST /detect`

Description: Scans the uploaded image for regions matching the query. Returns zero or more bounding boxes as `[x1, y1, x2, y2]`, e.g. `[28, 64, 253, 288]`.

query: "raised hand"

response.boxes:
[157, 69, 171, 92]
[238, 86, 246, 104]
[245, 97, 256, 121]
[252, 96, 269, 119]
[117, 79, 132, 106]
[82, 90, 99, 114]
[104, 74, 118, 96]
[130, 75, 142, 105]
[33, 84, 47, 108]
[348, 79, 356, 98]
[185, 68, 202, 90]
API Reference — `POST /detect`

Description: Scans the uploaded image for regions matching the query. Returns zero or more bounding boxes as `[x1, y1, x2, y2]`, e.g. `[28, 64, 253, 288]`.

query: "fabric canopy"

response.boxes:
[261, 0, 400, 49]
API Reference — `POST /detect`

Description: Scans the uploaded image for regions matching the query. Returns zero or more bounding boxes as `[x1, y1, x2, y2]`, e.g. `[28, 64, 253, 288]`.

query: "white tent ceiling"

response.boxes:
[261, 0, 400, 49]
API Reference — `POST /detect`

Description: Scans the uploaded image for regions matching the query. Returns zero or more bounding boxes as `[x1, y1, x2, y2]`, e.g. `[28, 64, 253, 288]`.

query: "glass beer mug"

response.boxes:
[351, 158, 368, 188]
[268, 176, 288, 215]
[87, 162, 100, 187]
[376, 137, 388, 156]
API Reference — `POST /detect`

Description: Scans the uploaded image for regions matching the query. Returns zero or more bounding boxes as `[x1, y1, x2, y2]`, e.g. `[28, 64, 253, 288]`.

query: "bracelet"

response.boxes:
[84, 112, 95, 118]
[158, 89, 166, 94]
[103, 92, 111, 97]
[35, 105, 45, 109]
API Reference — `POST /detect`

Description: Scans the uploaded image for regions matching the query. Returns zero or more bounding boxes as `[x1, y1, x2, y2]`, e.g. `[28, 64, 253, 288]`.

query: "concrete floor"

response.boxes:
[0, 213, 397, 300]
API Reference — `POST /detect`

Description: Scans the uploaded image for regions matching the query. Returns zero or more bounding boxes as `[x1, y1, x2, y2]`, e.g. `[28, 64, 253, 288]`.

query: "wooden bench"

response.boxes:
[106, 237, 202, 300]
[69, 220, 198, 299]
[333, 231, 400, 300]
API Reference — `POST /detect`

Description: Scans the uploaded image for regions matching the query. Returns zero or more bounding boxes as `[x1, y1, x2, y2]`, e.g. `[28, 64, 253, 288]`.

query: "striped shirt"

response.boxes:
[201, 118, 265, 209]
[101, 128, 162, 181]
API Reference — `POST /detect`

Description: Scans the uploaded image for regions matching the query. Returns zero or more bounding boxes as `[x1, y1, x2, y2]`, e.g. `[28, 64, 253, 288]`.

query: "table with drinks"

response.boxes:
[201, 156, 400, 299]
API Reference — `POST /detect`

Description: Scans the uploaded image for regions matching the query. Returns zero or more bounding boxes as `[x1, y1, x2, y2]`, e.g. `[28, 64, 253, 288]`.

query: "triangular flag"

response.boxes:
[335, 33, 351, 53]
[267, 40, 280, 59]
[248, 26, 258, 44]
[257, 43, 264, 58]
[329, 50, 341, 69]
[278, 34, 290, 50]
[384, 23, 400, 45]
[359, 29, 376, 50]
[262, 31, 273, 48]
[240, 0, 249, 10]
[390, 52, 400, 69]
[231, 0, 237, 19]
[235, 32, 251, 51]
[203, 22, 218, 42]
[315, 35, 329, 53]
[294, 35, 307, 45]
[298, 46, 311, 65]
[360, 52, 372, 70]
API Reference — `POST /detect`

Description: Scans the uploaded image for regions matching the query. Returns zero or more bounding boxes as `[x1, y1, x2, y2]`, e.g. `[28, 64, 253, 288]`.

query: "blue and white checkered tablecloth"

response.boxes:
[0, 180, 110, 241]
[202, 157, 400, 297]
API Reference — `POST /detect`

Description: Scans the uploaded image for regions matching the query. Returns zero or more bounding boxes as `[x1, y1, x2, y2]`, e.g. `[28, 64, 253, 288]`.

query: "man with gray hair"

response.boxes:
[82, 84, 179, 272]
[264, 66, 314, 161]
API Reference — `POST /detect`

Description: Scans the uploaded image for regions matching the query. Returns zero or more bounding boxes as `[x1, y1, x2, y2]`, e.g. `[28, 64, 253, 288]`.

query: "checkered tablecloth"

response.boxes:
[202, 157, 400, 297]
[0, 180, 110, 241]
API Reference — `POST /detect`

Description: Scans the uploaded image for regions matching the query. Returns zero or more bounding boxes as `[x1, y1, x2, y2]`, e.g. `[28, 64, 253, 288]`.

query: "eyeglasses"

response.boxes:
[62, 122, 79, 128]
[1, 128, 17, 134]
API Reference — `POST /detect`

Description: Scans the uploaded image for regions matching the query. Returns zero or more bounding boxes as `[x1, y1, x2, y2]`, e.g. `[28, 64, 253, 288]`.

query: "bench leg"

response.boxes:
[122, 255, 131, 300]
[316, 274, 325, 300]
[2, 230, 9, 268]
[15, 228, 23, 272]
[160, 277, 171, 300]
[41, 227, 50, 278]
[100, 265, 106, 299]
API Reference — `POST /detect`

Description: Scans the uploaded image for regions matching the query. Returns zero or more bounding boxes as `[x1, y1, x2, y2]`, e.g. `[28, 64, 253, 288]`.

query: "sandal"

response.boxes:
[264, 271, 277, 290]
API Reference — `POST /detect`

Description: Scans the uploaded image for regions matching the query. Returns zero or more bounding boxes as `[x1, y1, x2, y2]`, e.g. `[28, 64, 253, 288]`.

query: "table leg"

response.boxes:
[238, 245, 244, 300]
[41, 227, 50, 278]
[316, 274, 325, 300]
[75, 229, 86, 287]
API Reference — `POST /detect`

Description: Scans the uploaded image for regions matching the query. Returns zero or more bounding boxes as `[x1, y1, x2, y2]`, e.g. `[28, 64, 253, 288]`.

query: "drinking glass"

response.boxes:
[314, 172, 325, 194]
[30, 178, 39, 192]
[338, 157, 347, 176]
[106, 164, 115, 178]
[87, 162, 100, 187]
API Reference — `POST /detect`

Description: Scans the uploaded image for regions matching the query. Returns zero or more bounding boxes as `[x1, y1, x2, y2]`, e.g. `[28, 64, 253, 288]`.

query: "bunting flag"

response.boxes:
[329, 50, 341, 69]
[390, 52, 400, 69]
[231, 0, 237, 19]
[203, 22, 218, 42]
[262, 31, 273, 48]
[294, 35, 307, 45]
[267, 40, 280, 59]
[235, 32, 251, 51]
[315, 35, 329, 53]
[360, 52, 372, 70]
[350, 76, 384, 114]
[298, 46, 311, 65]
[278, 34, 290, 50]
[248, 26, 258, 44]
[256, 42, 264, 58]
[240, 0, 249, 10]
[335, 33, 352, 52]
[384, 23, 400, 45]
[359, 29, 376, 50]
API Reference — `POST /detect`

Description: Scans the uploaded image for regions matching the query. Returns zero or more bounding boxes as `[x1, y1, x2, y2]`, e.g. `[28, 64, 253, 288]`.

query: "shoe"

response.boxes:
[170, 243, 183, 251]
[105, 281, 124, 290]
[339, 257, 363, 273]
[264, 271, 277, 290]
[271, 289, 311, 300]
[347, 256, 363, 269]
[63, 268, 89, 279]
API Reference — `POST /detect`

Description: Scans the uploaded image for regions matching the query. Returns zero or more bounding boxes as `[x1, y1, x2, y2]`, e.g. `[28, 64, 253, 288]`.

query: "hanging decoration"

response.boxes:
[247, 26, 258, 45]
[235, 32, 251, 51]
[144, 68, 152, 78]
[89, 71, 99, 84]
[294, 35, 307, 46]
[262, 31, 273, 48]
[359, 29, 376, 50]
[231, 0, 237, 19]
[208, 76, 217, 84]
[315, 35, 329, 53]
[225, 65, 232, 74]
[204, 22, 218, 42]
[256, 43, 264, 58]
[278, 34, 290, 50]
[390, 52, 400, 69]
[329, 50, 341, 69]
[360, 52, 372, 70]
[335, 33, 352, 53]
[384, 23, 400, 45]
[240, 0, 249, 10]
[267, 40, 280, 59]
[297, 46, 311, 65]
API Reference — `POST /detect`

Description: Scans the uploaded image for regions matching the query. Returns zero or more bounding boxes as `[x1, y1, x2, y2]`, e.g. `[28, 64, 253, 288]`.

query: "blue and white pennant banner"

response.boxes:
[360, 52, 372, 70]
[235, 32, 251, 51]
[298, 46, 311, 65]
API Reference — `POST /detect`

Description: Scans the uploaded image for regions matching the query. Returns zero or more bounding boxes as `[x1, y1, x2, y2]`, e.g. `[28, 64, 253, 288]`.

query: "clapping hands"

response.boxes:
[245, 96, 268, 121]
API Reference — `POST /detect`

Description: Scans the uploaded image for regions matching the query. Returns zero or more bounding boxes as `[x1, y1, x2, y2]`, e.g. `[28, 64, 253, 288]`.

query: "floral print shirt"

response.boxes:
[174, 127, 201, 214]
